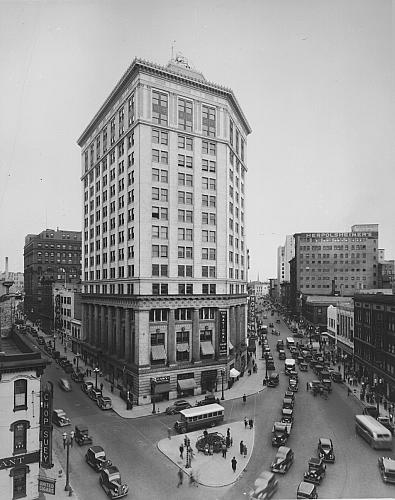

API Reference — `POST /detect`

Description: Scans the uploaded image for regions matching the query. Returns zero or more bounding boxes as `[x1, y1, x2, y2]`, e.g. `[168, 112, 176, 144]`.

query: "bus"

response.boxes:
[355, 415, 393, 450]
[286, 337, 295, 349]
[174, 403, 225, 433]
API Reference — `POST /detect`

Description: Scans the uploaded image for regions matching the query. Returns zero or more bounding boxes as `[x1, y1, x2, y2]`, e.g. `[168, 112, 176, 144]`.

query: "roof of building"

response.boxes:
[0, 332, 51, 374]
[77, 57, 252, 146]
[354, 293, 395, 305]
[304, 295, 351, 305]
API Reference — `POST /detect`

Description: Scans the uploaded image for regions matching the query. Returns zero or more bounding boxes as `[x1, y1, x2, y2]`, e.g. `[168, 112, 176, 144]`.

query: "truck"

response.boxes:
[271, 422, 292, 447]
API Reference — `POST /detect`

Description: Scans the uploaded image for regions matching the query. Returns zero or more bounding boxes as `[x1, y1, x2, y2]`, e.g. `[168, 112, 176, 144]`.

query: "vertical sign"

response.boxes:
[219, 310, 228, 357]
[40, 381, 54, 469]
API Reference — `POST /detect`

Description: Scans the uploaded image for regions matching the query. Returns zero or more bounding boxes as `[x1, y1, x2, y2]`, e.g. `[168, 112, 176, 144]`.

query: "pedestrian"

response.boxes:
[184, 435, 188, 447]
[239, 440, 244, 455]
[243, 443, 247, 458]
[222, 443, 227, 458]
[244, 417, 248, 429]
[243, 393, 247, 404]
[231, 456, 237, 473]
[306, 382, 309, 391]
[227, 427, 231, 439]
[209, 444, 214, 455]
[230, 437, 233, 447]
[73, 358, 76, 365]
[347, 387, 351, 397]
[249, 418, 254, 429]
[167, 427, 172, 439]
[226, 435, 231, 448]
[177, 468, 183, 488]
[100, 383, 103, 392]
[179, 443, 184, 458]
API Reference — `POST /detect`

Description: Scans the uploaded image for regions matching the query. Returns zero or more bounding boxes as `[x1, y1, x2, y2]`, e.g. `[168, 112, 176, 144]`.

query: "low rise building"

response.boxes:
[53, 283, 82, 354]
[326, 302, 354, 369]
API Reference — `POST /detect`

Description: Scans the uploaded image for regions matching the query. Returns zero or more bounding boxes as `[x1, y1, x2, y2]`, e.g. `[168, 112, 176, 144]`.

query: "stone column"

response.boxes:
[100, 306, 106, 349]
[115, 307, 121, 357]
[192, 308, 200, 362]
[168, 309, 176, 365]
[235, 305, 241, 347]
[94, 304, 99, 347]
[82, 304, 89, 344]
[107, 306, 113, 354]
[134, 309, 150, 366]
[89, 305, 94, 345]
[125, 308, 131, 362]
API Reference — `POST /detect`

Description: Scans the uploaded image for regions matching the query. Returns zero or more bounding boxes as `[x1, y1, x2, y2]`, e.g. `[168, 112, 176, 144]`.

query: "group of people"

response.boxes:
[244, 416, 254, 429]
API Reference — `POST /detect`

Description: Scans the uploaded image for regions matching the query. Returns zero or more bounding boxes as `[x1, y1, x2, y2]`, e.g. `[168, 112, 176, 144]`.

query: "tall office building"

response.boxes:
[277, 235, 294, 297]
[293, 224, 379, 297]
[24, 229, 82, 332]
[77, 57, 251, 404]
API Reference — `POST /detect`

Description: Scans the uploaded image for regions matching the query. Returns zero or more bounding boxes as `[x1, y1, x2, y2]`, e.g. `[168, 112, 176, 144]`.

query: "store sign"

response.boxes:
[219, 311, 228, 356]
[38, 477, 56, 495]
[0, 451, 40, 470]
[40, 382, 54, 469]
[151, 376, 170, 384]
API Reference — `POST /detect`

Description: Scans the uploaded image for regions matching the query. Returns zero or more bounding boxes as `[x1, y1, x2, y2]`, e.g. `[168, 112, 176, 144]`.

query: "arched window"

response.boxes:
[10, 420, 30, 454]
[10, 464, 30, 499]
[14, 380, 27, 411]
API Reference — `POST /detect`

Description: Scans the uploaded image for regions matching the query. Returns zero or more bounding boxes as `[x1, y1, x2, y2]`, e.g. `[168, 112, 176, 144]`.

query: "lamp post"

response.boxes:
[94, 367, 100, 390]
[221, 369, 225, 400]
[62, 431, 73, 492]
[152, 394, 156, 414]
[75, 353, 81, 372]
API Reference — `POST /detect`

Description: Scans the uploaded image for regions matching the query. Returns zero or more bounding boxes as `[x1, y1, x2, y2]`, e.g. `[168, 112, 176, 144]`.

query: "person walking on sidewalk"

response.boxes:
[100, 383, 104, 392]
[222, 443, 227, 458]
[177, 468, 183, 488]
[231, 456, 237, 473]
[243, 443, 248, 458]
[179, 443, 184, 459]
[244, 417, 248, 429]
[249, 418, 254, 429]
[239, 440, 244, 455]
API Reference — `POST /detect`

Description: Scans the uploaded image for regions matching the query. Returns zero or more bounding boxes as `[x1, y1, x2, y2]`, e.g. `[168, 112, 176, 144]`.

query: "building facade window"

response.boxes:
[202, 105, 216, 137]
[178, 98, 193, 132]
[14, 380, 27, 411]
[152, 90, 168, 125]
[10, 420, 30, 454]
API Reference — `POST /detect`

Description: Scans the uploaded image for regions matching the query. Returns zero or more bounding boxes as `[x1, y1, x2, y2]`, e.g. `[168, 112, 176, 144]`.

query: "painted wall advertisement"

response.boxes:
[219, 310, 228, 356]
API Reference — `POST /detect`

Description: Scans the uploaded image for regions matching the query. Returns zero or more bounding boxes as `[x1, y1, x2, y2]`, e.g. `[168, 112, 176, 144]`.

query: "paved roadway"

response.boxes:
[44, 310, 395, 499]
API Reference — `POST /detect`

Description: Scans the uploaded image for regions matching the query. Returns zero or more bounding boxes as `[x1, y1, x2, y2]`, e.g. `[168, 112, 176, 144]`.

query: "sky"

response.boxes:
[0, 0, 393, 280]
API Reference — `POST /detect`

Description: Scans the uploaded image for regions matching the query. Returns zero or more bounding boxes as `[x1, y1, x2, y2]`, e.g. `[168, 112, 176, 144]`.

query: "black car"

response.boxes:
[165, 400, 192, 415]
[74, 425, 93, 446]
[317, 438, 335, 463]
[85, 445, 112, 472]
[81, 381, 94, 394]
[195, 394, 220, 406]
[271, 446, 294, 474]
[331, 372, 342, 383]
[99, 466, 128, 499]
[303, 457, 326, 485]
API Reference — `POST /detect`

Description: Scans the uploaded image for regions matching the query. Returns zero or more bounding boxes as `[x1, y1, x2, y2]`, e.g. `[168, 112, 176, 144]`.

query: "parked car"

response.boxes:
[303, 457, 326, 485]
[317, 438, 335, 463]
[99, 466, 129, 499]
[363, 404, 379, 419]
[165, 400, 192, 415]
[282, 397, 294, 410]
[267, 373, 279, 388]
[284, 391, 295, 402]
[58, 378, 72, 392]
[195, 394, 220, 407]
[71, 371, 85, 383]
[37, 336, 46, 345]
[52, 409, 71, 427]
[377, 416, 395, 435]
[89, 387, 103, 402]
[281, 408, 294, 424]
[278, 350, 286, 360]
[74, 425, 93, 446]
[63, 364, 74, 374]
[270, 446, 294, 474]
[276, 319, 281, 324]
[297, 481, 318, 499]
[288, 378, 299, 392]
[81, 381, 94, 394]
[378, 456, 395, 484]
[250, 470, 278, 500]
[85, 446, 112, 472]
[97, 396, 113, 410]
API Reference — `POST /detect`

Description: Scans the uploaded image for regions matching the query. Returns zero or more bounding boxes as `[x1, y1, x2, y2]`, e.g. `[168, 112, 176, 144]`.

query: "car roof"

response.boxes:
[90, 445, 104, 453]
[282, 408, 293, 414]
[319, 438, 332, 446]
[309, 457, 321, 465]
[298, 481, 315, 494]
[382, 457, 395, 469]
[277, 446, 291, 457]
[105, 465, 120, 475]
[101, 396, 111, 401]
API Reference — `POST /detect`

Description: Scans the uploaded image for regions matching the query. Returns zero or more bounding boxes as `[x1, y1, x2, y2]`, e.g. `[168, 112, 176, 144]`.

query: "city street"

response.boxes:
[42, 310, 395, 499]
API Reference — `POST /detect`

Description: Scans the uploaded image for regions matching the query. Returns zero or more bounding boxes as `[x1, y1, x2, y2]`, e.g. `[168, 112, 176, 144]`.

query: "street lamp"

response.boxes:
[94, 367, 100, 390]
[221, 369, 225, 400]
[75, 353, 81, 372]
[62, 431, 74, 492]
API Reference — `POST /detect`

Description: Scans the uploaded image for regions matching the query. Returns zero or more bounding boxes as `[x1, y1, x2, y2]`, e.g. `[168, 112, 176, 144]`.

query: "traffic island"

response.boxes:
[157, 421, 255, 487]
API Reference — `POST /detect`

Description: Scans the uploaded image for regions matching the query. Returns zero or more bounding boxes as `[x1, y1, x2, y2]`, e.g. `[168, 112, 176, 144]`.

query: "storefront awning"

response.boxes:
[229, 368, 241, 378]
[154, 383, 171, 394]
[176, 343, 189, 352]
[178, 378, 197, 391]
[200, 341, 215, 355]
[151, 345, 166, 360]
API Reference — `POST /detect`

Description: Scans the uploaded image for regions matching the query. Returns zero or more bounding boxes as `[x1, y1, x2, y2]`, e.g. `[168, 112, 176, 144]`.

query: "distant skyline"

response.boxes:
[0, 0, 393, 280]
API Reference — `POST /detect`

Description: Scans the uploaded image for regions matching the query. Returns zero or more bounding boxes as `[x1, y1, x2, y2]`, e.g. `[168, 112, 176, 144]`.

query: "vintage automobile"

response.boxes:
[249, 470, 278, 500]
[63, 363, 74, 374]
[308, 380, 321, 394]
[99, 466, 129, 499]
[278, 350, 286, 360]
[269, 323, 274, 328]
[297, 481, 318, 499]
[288, 370, 298, 380]
[377, 416, 395, 435]
[331, 372, 342, 383]
[317, 438, 335, 463]
[89, 387, 103, 402]
[281, 408, 294, 424]
[378, 456, 395, 484]
[267, 360, 275, 371]
[288, 378, 299, 392]
[165, 399, 192, 415]
[303, 457, 326, 485]
[52, 409, 71, 427]
[276, 340, 285, 352]
[270, 446, 294, 474]
[267, 373, 279, 388]
[300, 362, 308, 372]
[81, 381, 94, 394]
[97, 396, 113, 410]
[272, 422, 291, 447]
[85, 446, 113, 472]
[195, 394, 220, 407]
[282, 397, 294, 410]
[363, 404, 379, 419]
[71, 371, 85, 383]
[284, 391, 295, 402]
[320, 379, 332, 393]
[58, 378, 72, 392]
[74, 425, 93, 446]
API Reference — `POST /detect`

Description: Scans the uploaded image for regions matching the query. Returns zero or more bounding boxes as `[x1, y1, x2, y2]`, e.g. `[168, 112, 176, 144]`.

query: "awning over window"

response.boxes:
[176, 343, 189, 352]
[154, 383, 171, 394]
[228, 340, 234, 350]
[151, 345, 166, 360]
[178, 378, 197, 391]
[229, 368, 241, 378]
[200, 341, 215, 356]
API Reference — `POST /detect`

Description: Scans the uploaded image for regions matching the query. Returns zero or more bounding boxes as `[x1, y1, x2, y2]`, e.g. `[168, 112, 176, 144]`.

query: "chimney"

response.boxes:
[5, 257, 8, 280]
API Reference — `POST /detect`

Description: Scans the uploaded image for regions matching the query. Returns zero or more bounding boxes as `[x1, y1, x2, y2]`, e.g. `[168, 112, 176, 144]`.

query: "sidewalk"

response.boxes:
[158, 420, 255, 487]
